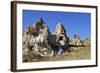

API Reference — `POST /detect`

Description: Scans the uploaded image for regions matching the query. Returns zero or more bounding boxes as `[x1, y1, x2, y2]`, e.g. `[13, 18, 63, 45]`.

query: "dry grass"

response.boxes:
[23, 46, 91, 62]
[48, 47, 91, 61]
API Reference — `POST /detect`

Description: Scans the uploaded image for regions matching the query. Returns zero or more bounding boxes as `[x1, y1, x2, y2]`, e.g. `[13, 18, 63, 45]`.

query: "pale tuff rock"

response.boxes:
[23, 17, 54, 62]
[29, 35, 36, 46]
[70, 34, 82, 46]
[55, 22, 69, 50]
[35, 17, 47, 33]
[23, 26, 31, 50]
[47, 22, 69, 55]
[55, 22, 66, 35]
[82, 38, 91, 47]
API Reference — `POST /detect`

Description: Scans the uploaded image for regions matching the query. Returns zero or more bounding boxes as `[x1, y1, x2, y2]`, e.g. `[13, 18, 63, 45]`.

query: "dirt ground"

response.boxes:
[47, 47, 91, 61]
[23, 46, 91, 62]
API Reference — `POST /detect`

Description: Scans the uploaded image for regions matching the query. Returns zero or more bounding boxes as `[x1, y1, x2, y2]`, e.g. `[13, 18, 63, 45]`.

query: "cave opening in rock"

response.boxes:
[59, 36, 63, 41]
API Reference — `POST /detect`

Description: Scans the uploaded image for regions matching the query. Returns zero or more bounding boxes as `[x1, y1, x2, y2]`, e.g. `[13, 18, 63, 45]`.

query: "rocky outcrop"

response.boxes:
[23, 17, 54, 62]
[82, 38, 91, 47]
[55, 22, 69, 51]
[70, 34, 82, 46]
[47, 22, 69, 55]
[23, 18, 70, 61]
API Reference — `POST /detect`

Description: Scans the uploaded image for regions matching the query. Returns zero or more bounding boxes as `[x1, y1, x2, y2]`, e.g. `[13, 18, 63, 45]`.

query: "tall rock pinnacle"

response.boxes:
[35, 17, 46, 30]
[55, 22, 66, 35]
[55, 22, 69, 51]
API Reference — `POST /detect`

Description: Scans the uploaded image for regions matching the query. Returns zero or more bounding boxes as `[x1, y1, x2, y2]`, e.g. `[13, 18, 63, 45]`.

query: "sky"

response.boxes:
[23, 10, 91, 40]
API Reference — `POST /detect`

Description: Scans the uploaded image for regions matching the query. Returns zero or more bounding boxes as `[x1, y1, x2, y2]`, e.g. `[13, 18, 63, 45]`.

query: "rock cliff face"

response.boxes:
[23, 17, 69, 62]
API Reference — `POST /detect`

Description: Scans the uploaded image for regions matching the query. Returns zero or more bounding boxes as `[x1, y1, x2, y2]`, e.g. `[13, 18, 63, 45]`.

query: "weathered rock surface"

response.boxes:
[54, 22, 69, 51]
[70, 34, 82, 46]
[23, 17, 54, 62]
[82, 38, 91, 47]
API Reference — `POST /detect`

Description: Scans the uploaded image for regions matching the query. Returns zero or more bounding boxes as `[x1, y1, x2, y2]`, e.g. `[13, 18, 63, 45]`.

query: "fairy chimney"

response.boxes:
[55, 22, 69, 50]
[35, 17, 47, 33]
[29, 17, 48, 36]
